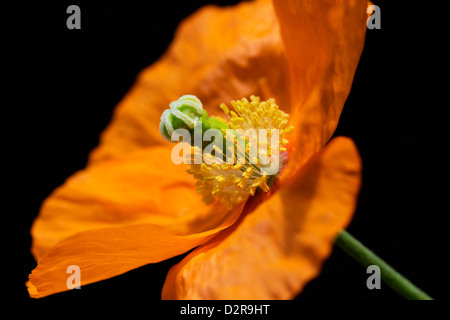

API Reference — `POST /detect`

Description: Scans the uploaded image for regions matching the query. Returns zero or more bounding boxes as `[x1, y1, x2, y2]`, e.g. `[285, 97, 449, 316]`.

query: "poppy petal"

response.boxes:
[90, 0, 290, 163]
[272, 0, 368, 171]
[31, 146, 243, 260]
[162, 137, 361, 299]
[27, 205, 243, 299]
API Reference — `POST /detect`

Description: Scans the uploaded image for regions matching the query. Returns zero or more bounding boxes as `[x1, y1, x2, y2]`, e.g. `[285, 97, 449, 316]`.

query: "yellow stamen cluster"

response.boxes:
[221, 95, 294, 138]
[188, 96, 294, 209]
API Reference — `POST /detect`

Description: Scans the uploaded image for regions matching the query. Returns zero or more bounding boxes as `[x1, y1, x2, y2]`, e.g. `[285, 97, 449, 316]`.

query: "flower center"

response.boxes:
[187, 95, 293, 209]
[159, 95, 293, 209]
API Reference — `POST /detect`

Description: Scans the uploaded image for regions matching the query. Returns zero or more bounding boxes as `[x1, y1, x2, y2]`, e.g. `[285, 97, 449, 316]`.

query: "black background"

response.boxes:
[3, 0, 449, 301]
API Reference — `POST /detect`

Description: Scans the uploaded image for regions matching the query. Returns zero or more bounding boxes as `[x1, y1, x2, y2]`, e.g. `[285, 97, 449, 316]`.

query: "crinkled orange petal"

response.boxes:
[27, 205, 243, 299]
[272, 0, 368, 173]
[31, 146, 243, 260]
[90, 0, 290, 163]
[162, 137, 361, 299]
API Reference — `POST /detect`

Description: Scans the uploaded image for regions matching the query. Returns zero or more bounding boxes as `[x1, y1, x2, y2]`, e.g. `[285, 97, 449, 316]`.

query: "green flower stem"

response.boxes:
[335, 230, 433, 300]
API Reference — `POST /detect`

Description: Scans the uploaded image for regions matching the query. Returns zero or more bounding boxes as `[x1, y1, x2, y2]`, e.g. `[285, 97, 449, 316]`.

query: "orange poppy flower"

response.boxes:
[27, 0, 368, 299]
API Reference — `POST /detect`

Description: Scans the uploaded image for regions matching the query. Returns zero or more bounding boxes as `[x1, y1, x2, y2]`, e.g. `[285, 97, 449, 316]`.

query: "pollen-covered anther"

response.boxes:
[187, 95, 293, 209]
